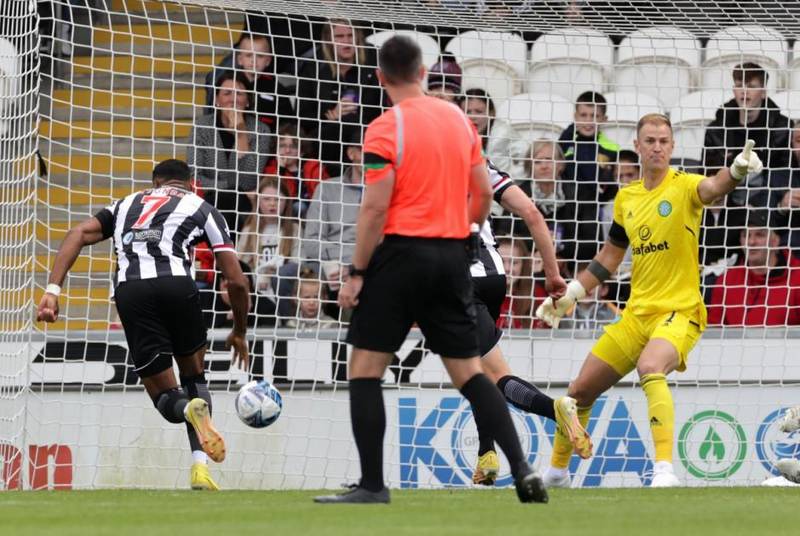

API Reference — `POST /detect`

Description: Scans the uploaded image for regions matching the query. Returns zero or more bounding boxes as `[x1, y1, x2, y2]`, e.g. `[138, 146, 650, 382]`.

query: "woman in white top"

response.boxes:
[237, 176, 301, 301]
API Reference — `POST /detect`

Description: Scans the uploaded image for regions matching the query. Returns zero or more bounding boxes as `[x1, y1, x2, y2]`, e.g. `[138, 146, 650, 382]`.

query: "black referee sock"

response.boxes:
[497, 375, 556, 422]
[460, 373, 526, 480]
[349, 378, 386, 492]
[181, 373, 212, 454]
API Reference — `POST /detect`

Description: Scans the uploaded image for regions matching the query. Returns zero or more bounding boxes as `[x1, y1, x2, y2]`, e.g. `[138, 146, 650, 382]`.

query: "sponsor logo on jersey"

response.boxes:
[122, 231, 134, 245]
[638, 225, 652, 241]
[631, 240, 669, 256]
[658, 200, 672, 217]
[132, 229, 162, 242]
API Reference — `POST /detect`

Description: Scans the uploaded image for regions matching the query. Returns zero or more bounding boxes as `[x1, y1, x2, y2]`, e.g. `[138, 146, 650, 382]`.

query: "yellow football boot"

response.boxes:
[472, 450, 500, 486]
[190, 463, 220, 491]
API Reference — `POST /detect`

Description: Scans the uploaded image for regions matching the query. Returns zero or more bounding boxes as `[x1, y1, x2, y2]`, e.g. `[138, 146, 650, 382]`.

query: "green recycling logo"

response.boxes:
[678, 410, 747, 480]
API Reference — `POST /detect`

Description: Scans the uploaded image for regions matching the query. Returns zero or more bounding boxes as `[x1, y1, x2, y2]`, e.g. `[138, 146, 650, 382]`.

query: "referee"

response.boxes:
[36, 159, 250, 491]
[313, 36, 547, 504]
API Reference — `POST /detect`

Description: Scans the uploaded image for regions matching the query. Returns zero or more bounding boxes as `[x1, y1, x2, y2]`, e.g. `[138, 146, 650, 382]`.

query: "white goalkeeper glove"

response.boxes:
[534, 280, 586, 328]
[729, 139, 763, 182]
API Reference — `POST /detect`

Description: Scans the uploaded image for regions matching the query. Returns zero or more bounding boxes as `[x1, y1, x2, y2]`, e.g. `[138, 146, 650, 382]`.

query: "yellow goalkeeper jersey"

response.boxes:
[611, 167, 707, 325]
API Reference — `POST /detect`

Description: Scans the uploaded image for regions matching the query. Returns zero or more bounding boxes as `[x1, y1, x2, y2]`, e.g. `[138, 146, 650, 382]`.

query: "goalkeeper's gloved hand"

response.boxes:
[729, 139, 763, 182]
[534, 280, 586, 328]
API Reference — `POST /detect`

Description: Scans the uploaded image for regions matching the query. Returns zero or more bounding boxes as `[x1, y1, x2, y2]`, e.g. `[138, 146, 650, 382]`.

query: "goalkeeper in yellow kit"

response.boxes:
[536, 113, 763, 487]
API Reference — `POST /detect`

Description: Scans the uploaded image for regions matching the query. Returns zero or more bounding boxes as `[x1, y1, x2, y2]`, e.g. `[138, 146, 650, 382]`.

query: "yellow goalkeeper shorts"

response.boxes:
[591, 307, 704, 377]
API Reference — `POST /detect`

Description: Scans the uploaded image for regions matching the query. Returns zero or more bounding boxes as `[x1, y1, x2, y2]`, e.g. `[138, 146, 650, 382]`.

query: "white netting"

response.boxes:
[12, 0, 800, 490]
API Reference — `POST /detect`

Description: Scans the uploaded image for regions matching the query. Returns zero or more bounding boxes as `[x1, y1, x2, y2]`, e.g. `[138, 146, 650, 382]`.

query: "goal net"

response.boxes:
[5, 0, 800, 489]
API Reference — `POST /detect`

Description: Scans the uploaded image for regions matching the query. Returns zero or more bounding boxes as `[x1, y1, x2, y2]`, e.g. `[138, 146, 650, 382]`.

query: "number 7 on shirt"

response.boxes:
[133, 195, 169, 228]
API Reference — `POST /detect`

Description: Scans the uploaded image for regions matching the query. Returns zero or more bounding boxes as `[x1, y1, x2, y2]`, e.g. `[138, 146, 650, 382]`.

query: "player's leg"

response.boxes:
[641, 310, 702, 488]
[483, 347, 557, 422]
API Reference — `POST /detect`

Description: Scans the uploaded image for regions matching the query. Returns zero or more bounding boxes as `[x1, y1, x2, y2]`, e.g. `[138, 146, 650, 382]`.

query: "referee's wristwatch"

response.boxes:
[348, 264, 367, 278]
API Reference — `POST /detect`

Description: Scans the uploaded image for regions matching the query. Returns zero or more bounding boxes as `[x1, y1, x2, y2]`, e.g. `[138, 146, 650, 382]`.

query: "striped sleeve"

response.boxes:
[203, 206, 235, 253]
[487, 160, 513, 203]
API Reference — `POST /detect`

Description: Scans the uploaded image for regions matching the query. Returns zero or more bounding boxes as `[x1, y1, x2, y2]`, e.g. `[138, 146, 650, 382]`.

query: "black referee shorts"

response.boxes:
[115, 276, 208, 377]
[347, 235, 479, 358]
[472, 273, 506, 357]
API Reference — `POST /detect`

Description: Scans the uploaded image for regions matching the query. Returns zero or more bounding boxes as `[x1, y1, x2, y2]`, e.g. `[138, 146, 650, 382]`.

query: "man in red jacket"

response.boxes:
[708, 209, 800, 326]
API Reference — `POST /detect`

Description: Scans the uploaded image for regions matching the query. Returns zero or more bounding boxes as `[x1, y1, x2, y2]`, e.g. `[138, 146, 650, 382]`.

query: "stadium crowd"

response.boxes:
[184, 17, 800, 333]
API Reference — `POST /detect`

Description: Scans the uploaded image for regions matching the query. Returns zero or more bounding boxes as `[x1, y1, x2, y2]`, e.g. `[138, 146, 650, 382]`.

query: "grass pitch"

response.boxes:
[1, 488, 795, 536]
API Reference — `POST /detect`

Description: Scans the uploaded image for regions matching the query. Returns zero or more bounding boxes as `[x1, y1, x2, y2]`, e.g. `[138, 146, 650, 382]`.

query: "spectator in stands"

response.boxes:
[462, 88, 526, 179]
[559, 263, 618, 330]
[496, 238, 547, 329]
[558, 91, 619, 260]
[427, 54, 462, 103]
[707, 209, 800, 326]
[188, 71, 271, 235]
[703, 63, 790, 185]
[599, 149, 639, 237]
[201, 260, 277, 328]
[511, 139, 579, 263]
[284, 272, 338, 331]
[263, 121, 330, 217]
[204, 32, 294, 130]
[296, 18, 382, 176]
[237, 176, 301, 319]
[301, 128, 363, 291]
[769, 121, 800, 249]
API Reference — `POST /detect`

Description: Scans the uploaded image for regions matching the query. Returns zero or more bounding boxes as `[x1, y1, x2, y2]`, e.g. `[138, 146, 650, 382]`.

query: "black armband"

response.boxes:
[587, 260, 612, 283]
[607, 220, 629, 248]
[94, 209, 115, 239]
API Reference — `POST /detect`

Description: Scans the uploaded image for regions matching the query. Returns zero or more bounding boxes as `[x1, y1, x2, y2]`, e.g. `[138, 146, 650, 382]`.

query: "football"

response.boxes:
[235, 379, 283, 428]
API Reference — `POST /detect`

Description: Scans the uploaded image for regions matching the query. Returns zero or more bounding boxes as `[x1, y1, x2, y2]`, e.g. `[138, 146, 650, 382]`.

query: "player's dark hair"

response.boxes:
[732, 62, 768, 87]
[575, 91, 607, 115]
[378, 35, 422, 85]
[617, 149, 639, 165]
[152, 159, 191, 183]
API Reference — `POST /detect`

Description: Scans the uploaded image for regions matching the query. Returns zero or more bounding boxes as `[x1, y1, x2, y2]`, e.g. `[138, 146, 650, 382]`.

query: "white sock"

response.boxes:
[193, 450, 208, 464]
[546, 466, 568, 478]
[654, 461, 674, 473]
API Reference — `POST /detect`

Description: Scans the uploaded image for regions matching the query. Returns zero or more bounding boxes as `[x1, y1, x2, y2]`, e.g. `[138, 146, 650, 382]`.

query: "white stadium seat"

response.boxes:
[702, 25, 788, 92]
[0, 37, 19, 136]
[365, 30, 441, 69]
[602, 92, 662, 149]
[614, 26, 701, 109]
[528, 28, 613, 102]
[670, 89, 728, 163]
[495, 92, 573, 142]
[787, 44, 800, 91]
[771, 91, 800, 123]
[445, 30, 528, 102]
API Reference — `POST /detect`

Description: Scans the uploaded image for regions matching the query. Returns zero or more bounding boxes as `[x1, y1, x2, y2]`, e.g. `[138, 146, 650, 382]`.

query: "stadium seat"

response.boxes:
[0, 37, 19, 136]
[614, 26, 701, 109]
[788, 47, 800, 92]
[528, 28, 613, 102]
[445, 30, 528, 102]
[365, 30, 440, 69]
[495, 92, 572, 142]
[670, 89, 728, 164]
[602, 92, 662, 149]
[702, 25, 788, 92]
[772, 91, 800, 122]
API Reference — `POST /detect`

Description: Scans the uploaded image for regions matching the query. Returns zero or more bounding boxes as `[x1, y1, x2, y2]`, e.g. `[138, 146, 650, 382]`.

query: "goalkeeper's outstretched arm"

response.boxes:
[535, 240, 627, 327]
[698, 139, 763, 205]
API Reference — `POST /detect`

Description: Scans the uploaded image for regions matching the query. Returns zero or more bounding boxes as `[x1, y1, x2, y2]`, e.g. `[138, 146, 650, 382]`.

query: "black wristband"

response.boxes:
[348, 264, 367, 277]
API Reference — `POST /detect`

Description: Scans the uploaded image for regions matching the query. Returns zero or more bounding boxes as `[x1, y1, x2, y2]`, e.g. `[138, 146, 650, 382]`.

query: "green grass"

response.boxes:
[0, 488, 795, 536]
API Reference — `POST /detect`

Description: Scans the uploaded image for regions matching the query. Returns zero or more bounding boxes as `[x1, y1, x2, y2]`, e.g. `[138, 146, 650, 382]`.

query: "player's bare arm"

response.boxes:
[36, 216, 106, 323]
[468, 162, 492, 226]
[697, 139, 763, 205]
[338, 170, 395, 309]
[499, 183, 566, 297]
[215, 250, 251, 370]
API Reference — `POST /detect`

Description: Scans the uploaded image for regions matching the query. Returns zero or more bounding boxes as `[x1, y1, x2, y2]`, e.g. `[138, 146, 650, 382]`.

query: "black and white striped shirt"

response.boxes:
[470, 160, 513, 278]
[95, 186, 234, 284]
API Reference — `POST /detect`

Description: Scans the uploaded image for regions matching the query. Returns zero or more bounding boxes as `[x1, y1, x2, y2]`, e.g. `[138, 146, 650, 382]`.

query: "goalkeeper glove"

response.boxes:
[729, 139, 763, 182]
[534, 280, 586, 328]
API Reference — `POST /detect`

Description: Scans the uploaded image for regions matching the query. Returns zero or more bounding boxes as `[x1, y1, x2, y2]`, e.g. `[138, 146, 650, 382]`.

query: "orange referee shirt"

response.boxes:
[362, 95, 484, 239]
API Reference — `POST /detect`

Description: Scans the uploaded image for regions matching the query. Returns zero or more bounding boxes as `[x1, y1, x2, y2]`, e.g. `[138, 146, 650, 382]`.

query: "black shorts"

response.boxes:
[473, 274, 506, 356]
[346, 235, 479, 358]
[115, 276, 207, 377]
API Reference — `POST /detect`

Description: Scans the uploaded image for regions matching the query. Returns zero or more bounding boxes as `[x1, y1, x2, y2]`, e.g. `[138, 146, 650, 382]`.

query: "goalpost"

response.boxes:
[3, 0, 800, 489]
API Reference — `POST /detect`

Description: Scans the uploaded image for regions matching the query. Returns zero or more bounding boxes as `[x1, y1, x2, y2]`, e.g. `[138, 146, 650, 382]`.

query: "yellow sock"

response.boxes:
[641, 373, 675, 463]
[550, 404, 592, 469]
